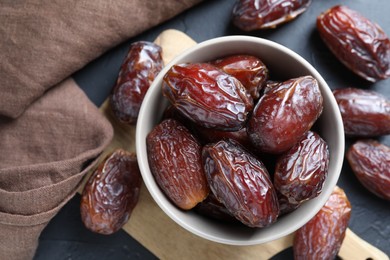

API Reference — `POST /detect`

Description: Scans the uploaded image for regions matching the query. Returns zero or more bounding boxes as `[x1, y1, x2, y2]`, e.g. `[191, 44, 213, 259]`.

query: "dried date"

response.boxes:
[202, 139, 279, 227]
[274, 131, 329, 204]
[232, 0, 312, 31]
[293, 186, 351, 260]
[347, 140, 390, 200]
[110, 41, 163, 124]
[147, 119, 209, 210]
[162, 62, 254, 131]
[317, 5, 390, 82]
[247, 76, 323, 154]
[211, 55, 269, 100]
[80, 149, 142, 235]
[333, 88, 390, 137]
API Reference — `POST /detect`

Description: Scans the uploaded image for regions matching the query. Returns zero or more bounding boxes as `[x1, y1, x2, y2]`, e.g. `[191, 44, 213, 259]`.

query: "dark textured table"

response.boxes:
[34, 1, 390, 259]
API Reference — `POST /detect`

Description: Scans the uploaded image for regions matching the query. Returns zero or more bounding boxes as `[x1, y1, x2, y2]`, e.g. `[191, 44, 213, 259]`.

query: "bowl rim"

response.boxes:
[136, 35, 345, 245]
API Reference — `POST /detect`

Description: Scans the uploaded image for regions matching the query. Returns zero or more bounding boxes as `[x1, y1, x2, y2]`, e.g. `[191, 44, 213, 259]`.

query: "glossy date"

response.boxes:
[232, 0, 312, 31]
[293, 186, 351, 260]
[333, 88, 390, 137]
[110, 41, 163, 124]
[247, 76, 323, 154]
[147, 119, 209, 210]
[347, 140, 390, 200]
[202, 139, 279, 227]
[317, 5, 390, 82]
[162, 63, 253, 131]
[80, 149, 141, 235]
[274, 131, 329, 204]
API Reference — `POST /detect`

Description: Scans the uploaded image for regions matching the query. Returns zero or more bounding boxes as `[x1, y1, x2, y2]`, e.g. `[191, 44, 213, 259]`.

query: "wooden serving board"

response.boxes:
[78, 29, 389, 260]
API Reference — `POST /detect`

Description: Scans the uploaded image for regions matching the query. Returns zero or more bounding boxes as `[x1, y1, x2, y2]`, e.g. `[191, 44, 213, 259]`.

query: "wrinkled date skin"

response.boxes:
[110, 41, 163, 124]
[162, 63, 254, 131]
[247, 76, 323, 154]
[333, 88, 390, 137]
[317, 5, 390, 82]
[147, 119, 209, 210]
[80, 149, 142, 235]
[274, 131, 329, 205]
[202, 139, 279, 227]
[211, 55, 269, 100]
[293, 186, 351, 260]
[232, 0, 312, 31]
[347, 140, 390, 200]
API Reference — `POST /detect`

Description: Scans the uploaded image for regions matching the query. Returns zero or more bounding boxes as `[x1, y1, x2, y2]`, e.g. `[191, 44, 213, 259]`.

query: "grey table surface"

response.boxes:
[34, 1, 390, 259]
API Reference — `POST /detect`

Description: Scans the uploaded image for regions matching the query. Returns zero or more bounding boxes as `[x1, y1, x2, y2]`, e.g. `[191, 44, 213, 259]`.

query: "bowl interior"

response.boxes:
[136, 36, 344, 245]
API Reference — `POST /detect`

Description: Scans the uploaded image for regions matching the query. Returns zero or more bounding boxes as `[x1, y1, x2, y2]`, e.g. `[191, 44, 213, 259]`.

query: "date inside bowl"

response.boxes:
[136, 36, 344, 245]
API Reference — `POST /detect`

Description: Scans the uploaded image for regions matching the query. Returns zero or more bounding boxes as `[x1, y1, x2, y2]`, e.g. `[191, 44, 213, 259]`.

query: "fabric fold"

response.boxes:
[0, 79, 114, 260]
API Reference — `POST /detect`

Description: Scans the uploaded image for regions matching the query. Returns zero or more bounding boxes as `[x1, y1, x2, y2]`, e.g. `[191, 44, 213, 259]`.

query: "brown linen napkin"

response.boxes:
[0, 0, 203, 259]
[0, 0, 203, 118]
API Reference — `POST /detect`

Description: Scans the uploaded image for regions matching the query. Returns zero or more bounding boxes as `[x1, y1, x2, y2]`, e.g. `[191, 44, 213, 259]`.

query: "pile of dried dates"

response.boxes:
[231, 1, 389, 256]
[147, 53, 329, 228]
[80, 4, 389, 259]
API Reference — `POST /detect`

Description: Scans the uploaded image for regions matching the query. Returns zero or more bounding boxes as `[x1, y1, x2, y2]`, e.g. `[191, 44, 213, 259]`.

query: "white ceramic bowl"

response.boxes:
[136, 36, 344, 245]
